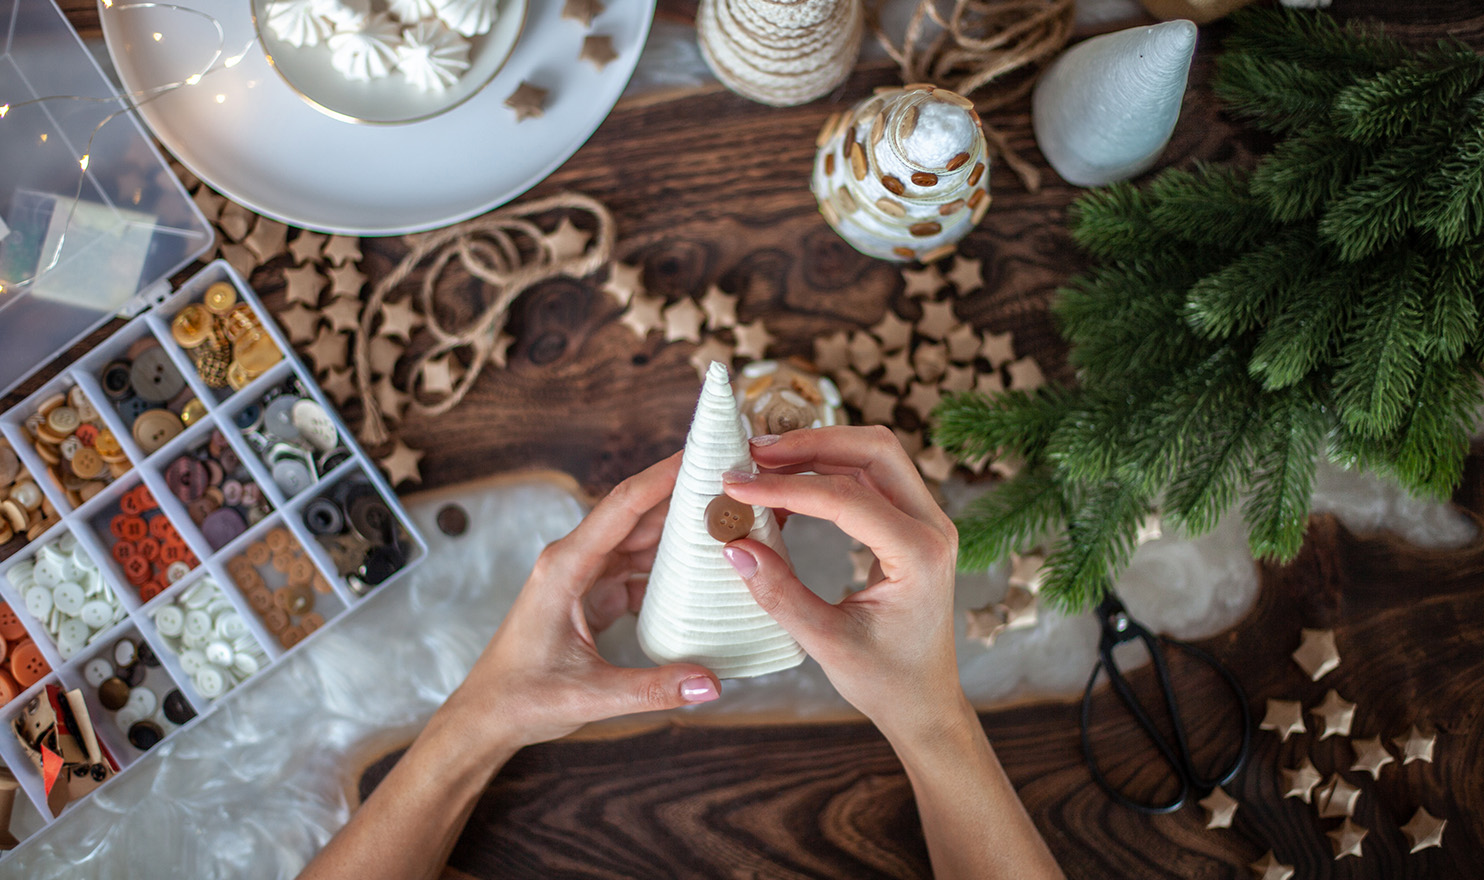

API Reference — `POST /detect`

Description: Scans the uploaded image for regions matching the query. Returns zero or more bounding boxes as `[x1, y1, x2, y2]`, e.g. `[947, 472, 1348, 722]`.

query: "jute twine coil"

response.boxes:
[868, 0, 1074, 190]
[352, 192, 616, 446]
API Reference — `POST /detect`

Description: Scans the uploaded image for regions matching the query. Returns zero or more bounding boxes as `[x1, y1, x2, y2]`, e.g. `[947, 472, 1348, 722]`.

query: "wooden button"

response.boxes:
[204, 281, 237, 314]
[133, 409, 184, 454]
[70, 447, 104, 479]
[704, 496, 754, 542]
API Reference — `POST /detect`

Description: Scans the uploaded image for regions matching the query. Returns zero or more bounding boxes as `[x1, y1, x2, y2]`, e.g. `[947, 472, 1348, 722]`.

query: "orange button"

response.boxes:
[0, 668, 19, 705]
[139, 580, 165, 602]
[123, 556, 152, 586]
[0, 603, 29, 641]
[149, 516, 176, 542]
[136, 537, 161, 562]
[113, 515, 148, 542]
[11, 639, 49, 687]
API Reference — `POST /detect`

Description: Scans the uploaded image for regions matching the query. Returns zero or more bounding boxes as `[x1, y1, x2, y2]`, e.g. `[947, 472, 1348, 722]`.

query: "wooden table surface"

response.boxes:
[47, 1, 1484, 877]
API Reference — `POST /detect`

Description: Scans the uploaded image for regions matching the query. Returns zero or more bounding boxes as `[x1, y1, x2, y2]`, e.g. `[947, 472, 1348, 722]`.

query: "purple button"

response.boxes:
[165, 456, 209, 502]
[201, 508, 248, 550]
[222, 479, 243, 506]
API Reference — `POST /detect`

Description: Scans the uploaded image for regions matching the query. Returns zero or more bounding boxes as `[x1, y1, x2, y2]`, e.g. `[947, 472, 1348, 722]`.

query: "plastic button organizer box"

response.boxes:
[0, 0, 426, 853]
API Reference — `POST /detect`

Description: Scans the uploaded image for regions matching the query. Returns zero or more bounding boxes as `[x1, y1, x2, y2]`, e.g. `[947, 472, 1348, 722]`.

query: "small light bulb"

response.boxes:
[185, 74, 202, 86]
[79, 154, 89, 171]
[0, 104, 9, 118]
[215, 94, 226, 104]
[152, 32, 162, 42]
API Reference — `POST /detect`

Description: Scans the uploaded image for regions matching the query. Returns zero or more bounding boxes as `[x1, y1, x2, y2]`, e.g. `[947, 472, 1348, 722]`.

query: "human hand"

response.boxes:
[443, 453, 721, 754]
[719, 426, 968, 745]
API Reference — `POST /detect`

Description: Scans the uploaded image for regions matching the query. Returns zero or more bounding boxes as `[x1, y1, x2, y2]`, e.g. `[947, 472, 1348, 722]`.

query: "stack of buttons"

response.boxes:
[97, 485, 198, 602]
[234, 378, 349, 499]
[97, 337, 202, 458]
[170, 282, 283, 392]
[5, 533, 123, 662]
[0, 438, 60, 556]
[161, 431, 271, 552]
[0, 602, 51, 705]
[22, 386, 128, 505]
[227, 527, 329, 650]
[306, 477, 411, 596]
[151, 578, 269, 701]
[81, 635, 196, 751]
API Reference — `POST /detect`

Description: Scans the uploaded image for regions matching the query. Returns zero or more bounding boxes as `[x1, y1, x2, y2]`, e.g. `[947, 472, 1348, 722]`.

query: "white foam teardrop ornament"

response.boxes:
[1031, 20, 1197, 187]
[636, 362, 805, 679]
[697, 0, 863, 107]
[811, 86, 991, 263]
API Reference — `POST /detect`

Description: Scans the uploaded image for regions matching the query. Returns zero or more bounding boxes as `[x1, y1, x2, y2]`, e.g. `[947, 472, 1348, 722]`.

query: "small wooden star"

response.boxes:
[562, 0, 604, 27]
[580, 34, 619, 71]
[1135, 514, 1163, 545]
[663, 297, 706, 344]
[1280, 757, 1322, 803]
[219, 242, 256, 279]
[374, 376, 410, 423]
[1400, 806, 1446, 852]
[546, 216, 592, 261]
[245, 218, 288, 263]
[904, 382, 942, 419]
[420, 355, 456, 396]
[368, 335, 403, 378]
[1310, 689, 1355, 739]
[303, 327, 348, 377]
[1393, 725, 1436, 764]
[219, 201, 253, 242]
[319, 365, 356, 405]
[893, 427, 924, 456]
[980, 330, 1015, 368]
[1350, 735, 1395, 780]
[847, 332, 882, 375]
[323, 235, 362, 267]
[900, 265, 944, 299]
[946, 255, 983, 295]
[879, 350, 914, 391]
[1247, 852, 1293, 880]
[848, 546, 875, 584]
[1292, 628, 1340, 681]
[620, 292, 665, 338]
[834, 369, 867, 407]
[860, 388, 897, 426]
[1327, 817, 1367, 860]
[328, 263, 366, 299]
[975, 370, 1004, 396]
[193, 186, 225, 225]
[939, 363, 975, 393]
[813, 331, 850, 374]
[1259, 699, 1305, 742]
[915, 342, 948, 383]
[1006, 357, 1045, 391]
[1198, 786, 1238, 829]
[965, 604, 1007, 645]
[276, 303, 322, 345]
[322, 297, 362, 334]
[945, 323, 979, 362]
[283, 263, 326, 307]
[916, 300, 958, 340]
[487, 332, 515, 369]
[289, 230, 326, 265]
[700, 285, 738, 329]
[602, 262, 644, 307]
[379, 439, 424, 488]
[871, 310, 914, 352]
[377, 298, 423, 342]
[505, 81, 548, 122]
[689, 337, 734, 379]
[732, 320, 774, 360]
[1316, 773, 1361, 819]
[914, 445, 954, 483]
[989, 455, 1022, 480]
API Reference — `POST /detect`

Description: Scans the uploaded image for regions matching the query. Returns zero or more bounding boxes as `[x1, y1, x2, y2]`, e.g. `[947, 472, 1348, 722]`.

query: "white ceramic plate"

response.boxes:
[100, 0, 654, 235]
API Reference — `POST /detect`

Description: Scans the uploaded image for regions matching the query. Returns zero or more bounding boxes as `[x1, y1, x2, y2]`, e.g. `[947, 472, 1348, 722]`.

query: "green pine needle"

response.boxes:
[1242, 385, 1328, 561]
[954, 467, 1074, 572]
[1040, 481, 1151, 611]
[930, 388, 1069, 467]
[1333, 252, 1427, 436]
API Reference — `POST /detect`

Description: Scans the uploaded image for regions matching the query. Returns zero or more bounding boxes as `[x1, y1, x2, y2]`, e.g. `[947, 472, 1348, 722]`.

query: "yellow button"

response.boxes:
[172, 304, 213, 348]
[204, 281, 238, 314]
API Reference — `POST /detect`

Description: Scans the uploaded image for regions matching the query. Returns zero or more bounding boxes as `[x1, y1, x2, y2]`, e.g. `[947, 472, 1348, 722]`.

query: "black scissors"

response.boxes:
[1079, 591, 1251, 814]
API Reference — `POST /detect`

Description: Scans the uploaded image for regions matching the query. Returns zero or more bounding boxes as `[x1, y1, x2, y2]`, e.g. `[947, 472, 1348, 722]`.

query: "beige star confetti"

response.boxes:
[328, 263, 366, 299]
[322, 297, 361, 334]
[546, 216, 592, 261]
[1006, 357, 1045, 391]
[901, 265, 944, 299]
[374, 376, 410, 422]
[813, 331, 851, 374]
[377, 298, 422, 342]
[1316, 773, 1361, 818]
[562, 0, 604, 26]
[690, 337, 734, 378]
[879, 350, 914, 390]
[319, 365, 356, 406]
[893, 427, 924, 456]
[602, 262, 644, 307]
[192, 186, 225, 224]
[847, 332, 882, 375]
[1247, 852, 1293, 880]
[245, 218, 288, 263]
[505, 81, 547, 122]
[1310, 689, 1355, 739]
[700, 285, 738, 329]
[379, 439, 424, 488]
[421, 355, 456, 396]
[848, 546, 875, 584]
[917, 300, 958, 340]
[939, 363, 975, 393]
[861, 388, 897, 425]
[1135, 514, 1163, 545]
[915, 342, 948, 384]
[663, 297, 706, 344]
[1198, 787, 1238, 829]
[975, 371, 1005, 396]
[1350, 735, 1395, 780]
[980, 330, 1015, 368]
[1393, 725, 1436, 764]
[904, 382, 941, 418]
[303, 327, 348, 377]
[1259, 699, 1305, 742]
[1280, 758, 1322, 803]
[219, 242, 255, 279]
[1292, 628, 1340, 680]
[1400, 806, 1446, 852]
[489, 331, 516, 368]
[946, 255, 983, 295]
[620, 293, 665, 338]
[276, 303, 322, 345]
[283, 263, 326, 307]
[580, 34, 619, 71]
[368, 336, 403, 378]
[945, 323, 979, 362]
[915, 445, 954, 483]
[733, 320, 774, 359]
[1327, 817, 1366, 860]
[219, 201, 253, 242]
[323, 235, 362, 267]
[834, 369, 867, 407]
[965, 604, 1007, 644]
[289, 230, 326, 265]
[871, 311, 914, 352]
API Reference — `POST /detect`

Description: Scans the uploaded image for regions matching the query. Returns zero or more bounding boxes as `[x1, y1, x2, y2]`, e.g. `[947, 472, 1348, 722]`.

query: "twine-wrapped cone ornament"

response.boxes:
[812, 85, 991, 263]
[637, 362, 806, 679]
[697, 0, 863, 107]
[1031, 19, 1197, 187]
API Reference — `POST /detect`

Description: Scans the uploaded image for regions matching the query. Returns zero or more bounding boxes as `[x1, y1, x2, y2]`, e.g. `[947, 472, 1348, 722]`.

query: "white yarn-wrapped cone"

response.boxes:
[1031, 20, 1198, 187]
[637, 362, 806, 679]
[697, 0, 863, 107]
[811, 85, 991, 263]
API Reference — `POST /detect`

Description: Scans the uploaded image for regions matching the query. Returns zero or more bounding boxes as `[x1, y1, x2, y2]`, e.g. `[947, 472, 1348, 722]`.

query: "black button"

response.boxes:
[128, 720, 165, 751]
[162, 689, 196, 725]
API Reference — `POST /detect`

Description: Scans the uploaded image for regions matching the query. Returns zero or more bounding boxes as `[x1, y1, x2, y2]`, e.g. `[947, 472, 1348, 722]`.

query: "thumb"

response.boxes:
[724, 538, 838, 652]
[599, 664, 721, 718]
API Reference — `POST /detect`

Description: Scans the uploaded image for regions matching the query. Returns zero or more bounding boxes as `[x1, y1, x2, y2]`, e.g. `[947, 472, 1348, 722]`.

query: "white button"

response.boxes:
[194, 665, 226, 699]
[232, 652, 260, 678]
[126, 687, 157, 718]
[166, 562, 192, 584]
[58, 619, 90, 649]
[24, 586, 53, 620]
[57, 640, 81, 661]
[204, 641, 234, 667]
[80, 600, 113, 630]
[155, 606, 185, 638]
[291, 400, 339, 452]
[179, 649, 206, 675]
[5, 561, 34, 589]
[183, 610, 212, 640]
[182, 581, 214, 608]
[214, 613, 247, 640]
[52, 582, 85, 617]
[84, 658, 114, 688]
[181, 630, 206, 649]
[114, 639, 138, 667]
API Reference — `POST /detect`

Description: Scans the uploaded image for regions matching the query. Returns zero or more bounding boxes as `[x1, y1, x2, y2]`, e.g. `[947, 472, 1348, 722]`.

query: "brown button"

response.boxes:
[704, 495, 754, 542]
[98, 677, 131, 711]
[436, 504, 468, 537]
[133, 409, 183, 454]
[275, 583, 313, 616]
[70, 446, 105, 480]
[762, 399, 814, 435]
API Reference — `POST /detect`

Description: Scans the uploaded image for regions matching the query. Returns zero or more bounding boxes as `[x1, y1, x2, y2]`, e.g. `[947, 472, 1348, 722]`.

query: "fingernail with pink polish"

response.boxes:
[722, 470, 756, 484]
[749, 434, 781, 447]
[681, 676, 719, 703]
[723, 545, 758, 578]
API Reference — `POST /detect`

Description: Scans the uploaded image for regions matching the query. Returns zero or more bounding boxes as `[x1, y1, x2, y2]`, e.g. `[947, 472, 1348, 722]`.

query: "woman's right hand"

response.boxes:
[718, 425, 969, 745]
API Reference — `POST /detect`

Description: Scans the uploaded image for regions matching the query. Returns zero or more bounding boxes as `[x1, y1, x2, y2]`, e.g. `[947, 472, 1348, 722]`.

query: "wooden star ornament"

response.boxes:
[689, 338, 734, 379]
[1316, 773, 1361, 819]
[319, 366, 356, 406]
[1393, 725, 1436, 764]
[1310, 689, 1355, 739]
[871, 310, 914, 352]
[288, 230, 326, 265]
[946, 255, 983, 295]
[1006, 357, 1046, 391]
[303, 327, 349, 377]
[879, 350, 914, 391]
[1400, 806, 1446, 852]
[1280, 757, 1322, 803]
[965, 604, 1007, 645]
[732, 320, 774, 360]
[663, 297, 706, 344]
[620, 293, 665, 339]
[1259, 699, 1305, 742]
[916, 300, 958, 341]
[245, 218, 288, 263]
[546, 216, 592, 261]
[283, 263, 327, 307]
[602, 262, 644, 307]
[562, 0, 604, 27]
[379, 439, 424, 488]
[1247, 852, 1293, 880]
[979, 330, 1015, 368]
[914, 445, 954, 483]
[328, 263, 366, 299]
[900, 265, 944, 299]
[812, 331, 850, 374]
[580, 35, 619, 71]
[945, 323, 979, 362]
[1349, 735, 1395, 780]
[1198, 787, 1238, 830]
[847, 332, 883, 375]
[1327, 817, 1367, 860]
[323, 235, 362, 267]
[505, 81, 547, 122]
[1292, 628, 1340, 680]
[276, 303, 322, 345]
[420, 355, 456, 396]
[699, 285, 738, 329]
[321, 297, 362, 334]
[377, 298, 423, 342]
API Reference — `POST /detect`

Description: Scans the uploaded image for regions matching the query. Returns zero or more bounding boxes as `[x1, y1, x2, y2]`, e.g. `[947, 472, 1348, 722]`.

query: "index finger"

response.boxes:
[548, 452, 681, 586]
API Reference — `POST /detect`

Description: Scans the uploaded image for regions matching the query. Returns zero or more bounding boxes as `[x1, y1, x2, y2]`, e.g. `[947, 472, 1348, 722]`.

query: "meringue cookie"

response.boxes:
[387, 0, 441, 21]
[395, 20, 472, 91]
[263, 0, 331, 47]
[327, 13, 402, 82]
[432, 0, 498, 37]
[312, 0, 372, 28]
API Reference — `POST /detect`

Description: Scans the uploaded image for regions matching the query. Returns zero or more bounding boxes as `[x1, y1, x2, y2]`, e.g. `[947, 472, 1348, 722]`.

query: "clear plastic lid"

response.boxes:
[0, 0, 213, 397]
